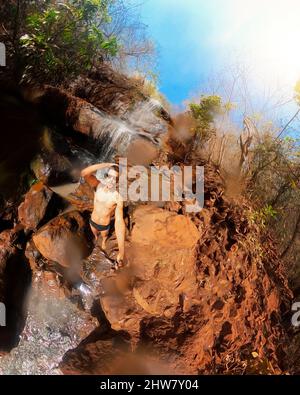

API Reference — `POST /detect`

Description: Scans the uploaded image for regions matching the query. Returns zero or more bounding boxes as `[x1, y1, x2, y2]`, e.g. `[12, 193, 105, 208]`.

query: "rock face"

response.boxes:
[36, 85, 169, 164]
[30, 129, 97, 186]
[75, 167, 292, 375]
[18, 182, 62, 231]
[69, 65, 146, 117]
[96, 206, 200, 337]
[67, 180, 94, 211]
[33, 211, 91, 271]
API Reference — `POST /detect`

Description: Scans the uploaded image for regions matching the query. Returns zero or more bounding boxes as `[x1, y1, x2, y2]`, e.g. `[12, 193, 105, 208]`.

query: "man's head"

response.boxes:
[96, 165, 119, 189]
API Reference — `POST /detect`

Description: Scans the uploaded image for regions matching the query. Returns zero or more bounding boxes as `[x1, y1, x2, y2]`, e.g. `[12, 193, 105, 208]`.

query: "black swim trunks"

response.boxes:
[89, 218, 110, 231]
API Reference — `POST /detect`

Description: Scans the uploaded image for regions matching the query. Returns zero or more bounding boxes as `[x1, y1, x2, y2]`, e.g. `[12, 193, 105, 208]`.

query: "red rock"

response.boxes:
[30, 153, 72, 185]
[67, 180, 94, 211]
[79, 197, 292, 374]
[94, 205, 200, 337]
[32, 211, 91, 269]
[18, 182, 57, 230]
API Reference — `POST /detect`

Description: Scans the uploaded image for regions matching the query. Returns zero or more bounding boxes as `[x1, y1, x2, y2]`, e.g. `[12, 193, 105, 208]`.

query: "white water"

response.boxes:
[91, 99, 169, 161]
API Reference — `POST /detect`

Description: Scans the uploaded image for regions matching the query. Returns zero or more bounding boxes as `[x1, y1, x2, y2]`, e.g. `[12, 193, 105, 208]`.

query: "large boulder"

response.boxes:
[82, 205, 200, 339]
[18, 182, 64, 231]
[67, 180, 94, 212]
[32, 211, 92, 271]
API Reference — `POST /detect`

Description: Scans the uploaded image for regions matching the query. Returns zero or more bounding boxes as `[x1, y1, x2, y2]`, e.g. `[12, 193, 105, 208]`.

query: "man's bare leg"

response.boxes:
[90, 224, 99, 242]
[100, 229, 109, 251]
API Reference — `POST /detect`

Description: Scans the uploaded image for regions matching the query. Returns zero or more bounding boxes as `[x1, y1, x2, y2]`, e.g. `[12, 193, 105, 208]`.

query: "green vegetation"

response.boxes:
[189, 95, 234, 144]
[19, 0, 118, 84]
[0, 0, 154, 86]
[249, 204, 277, 228]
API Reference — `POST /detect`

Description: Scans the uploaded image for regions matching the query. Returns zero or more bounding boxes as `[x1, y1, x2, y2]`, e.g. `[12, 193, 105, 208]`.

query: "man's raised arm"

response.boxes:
[81, 163, 115, 177]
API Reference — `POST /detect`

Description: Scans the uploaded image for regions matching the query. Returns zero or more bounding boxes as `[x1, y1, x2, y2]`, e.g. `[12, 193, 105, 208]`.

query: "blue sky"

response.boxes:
[140, 0, 220, 104]
[139, 0, 300, 123]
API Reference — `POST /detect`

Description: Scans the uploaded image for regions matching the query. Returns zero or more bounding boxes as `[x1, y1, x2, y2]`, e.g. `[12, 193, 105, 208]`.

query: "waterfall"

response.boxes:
[89, 99, 169, 162]
[93, 116, 137, 161]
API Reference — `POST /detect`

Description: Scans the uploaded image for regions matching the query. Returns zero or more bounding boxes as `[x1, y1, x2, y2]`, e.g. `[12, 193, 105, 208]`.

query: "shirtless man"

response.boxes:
[81, 163, 125, 266]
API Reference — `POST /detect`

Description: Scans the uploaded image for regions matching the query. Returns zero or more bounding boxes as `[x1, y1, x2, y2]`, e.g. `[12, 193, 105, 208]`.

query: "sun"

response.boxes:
[254, 23, 300, 88]
[225, 0, 300, 90]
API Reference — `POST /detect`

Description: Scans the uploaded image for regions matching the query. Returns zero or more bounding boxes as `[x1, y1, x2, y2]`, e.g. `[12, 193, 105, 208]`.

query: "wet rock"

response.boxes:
[69, 66, 147, 117]
[0, 227, 31, 351]
[18, 182, 64, 231]
[67, 180, 94, 212]
[31, 128, 98, 186]
[37, 86, 168, 162]
[60, 332, 182, 375]
[0, 270, 98, 374]
[31, 153, 71, 185]
[32, 211, 92, 270]
[60, 327, 130, 375]
[82, 245, 116, 290]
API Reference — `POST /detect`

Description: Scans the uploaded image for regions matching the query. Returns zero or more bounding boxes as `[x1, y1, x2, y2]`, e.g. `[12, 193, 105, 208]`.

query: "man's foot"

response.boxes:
[110, 259, 124, 272]
[116, 259, 124, 269]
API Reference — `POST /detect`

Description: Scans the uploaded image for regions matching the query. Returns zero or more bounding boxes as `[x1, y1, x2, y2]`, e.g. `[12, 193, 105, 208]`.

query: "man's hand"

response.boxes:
[81, 163, 115, 177]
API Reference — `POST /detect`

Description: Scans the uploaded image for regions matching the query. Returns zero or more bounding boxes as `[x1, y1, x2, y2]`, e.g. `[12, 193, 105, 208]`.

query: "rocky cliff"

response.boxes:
[0, 70, 294, 374]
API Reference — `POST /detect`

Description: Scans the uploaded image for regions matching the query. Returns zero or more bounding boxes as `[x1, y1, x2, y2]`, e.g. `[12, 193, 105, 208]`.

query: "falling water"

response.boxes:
[90, 99, 169, 162]
[123, 98, 168, 136]
[93, 115, 137, 161]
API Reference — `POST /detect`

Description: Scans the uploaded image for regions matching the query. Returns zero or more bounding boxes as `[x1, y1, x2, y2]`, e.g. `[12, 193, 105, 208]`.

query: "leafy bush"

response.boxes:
[0, 0, 119, 85]
[19, 0, 118, 84]
[249, 204, 277, 228]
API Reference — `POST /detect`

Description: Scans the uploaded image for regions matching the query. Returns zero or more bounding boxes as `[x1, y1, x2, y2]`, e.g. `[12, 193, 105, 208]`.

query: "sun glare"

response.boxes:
[224, 0, 300, 89]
